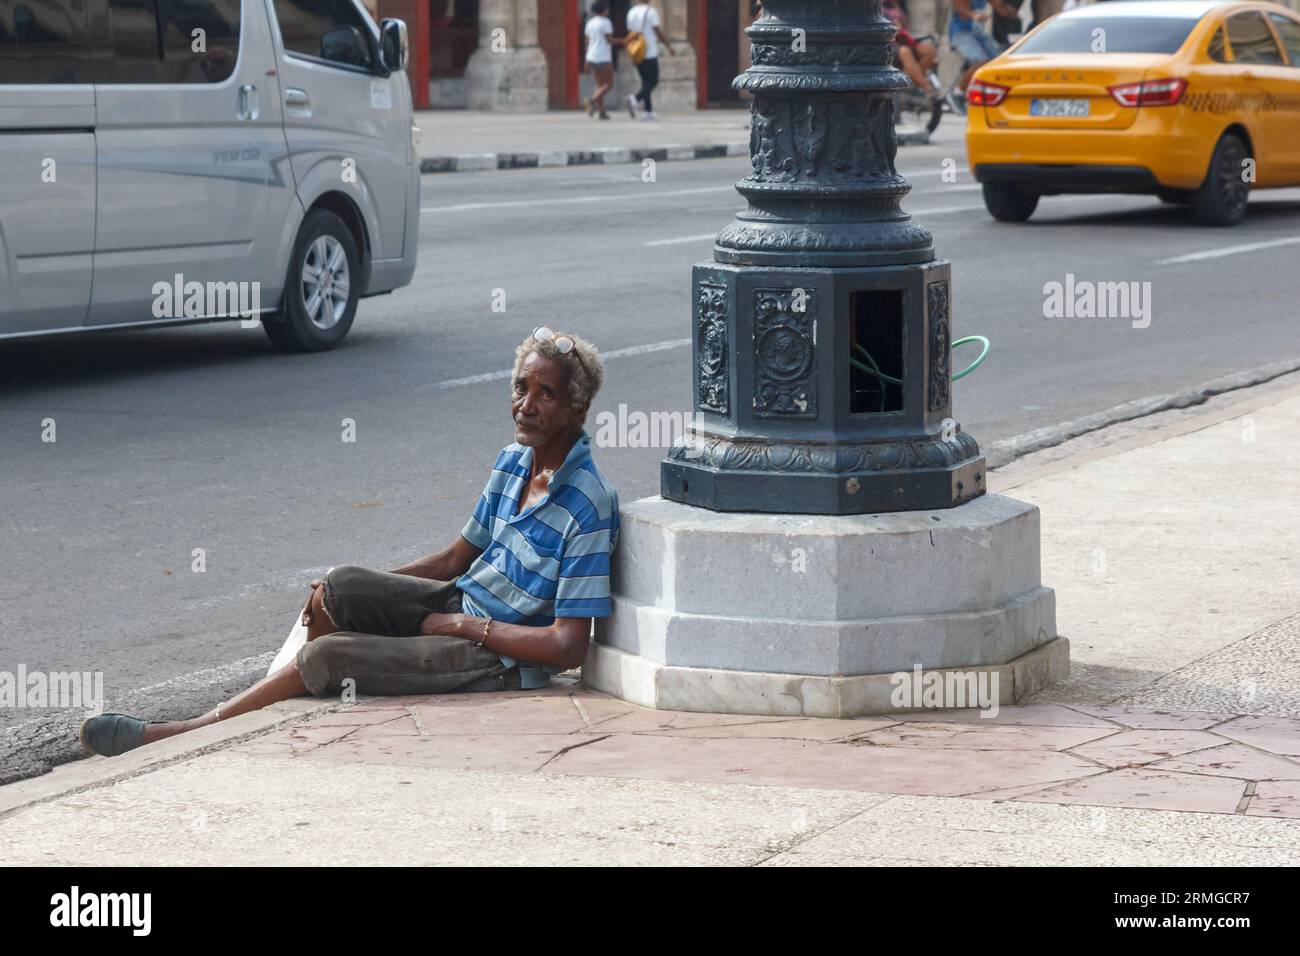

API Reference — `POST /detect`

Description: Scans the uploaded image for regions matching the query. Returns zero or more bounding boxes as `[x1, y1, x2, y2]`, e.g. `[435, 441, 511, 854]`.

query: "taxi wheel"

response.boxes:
[982, 182, 1040, 223]
[1191, 134, 1250, 227]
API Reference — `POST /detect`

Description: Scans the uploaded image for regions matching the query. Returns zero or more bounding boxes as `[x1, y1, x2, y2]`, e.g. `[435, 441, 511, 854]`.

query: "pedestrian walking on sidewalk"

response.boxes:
[625, 0, 675, 121]
[583, 1, 618, 120]
[79, 329, 620, 758]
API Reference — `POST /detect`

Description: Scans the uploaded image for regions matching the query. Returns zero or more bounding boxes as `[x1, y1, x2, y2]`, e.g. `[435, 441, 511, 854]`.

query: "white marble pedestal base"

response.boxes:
[583, 494, 1067, 718]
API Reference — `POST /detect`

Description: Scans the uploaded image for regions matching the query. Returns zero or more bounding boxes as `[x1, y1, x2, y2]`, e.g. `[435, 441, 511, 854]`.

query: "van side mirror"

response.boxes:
[380, 19, 409, 74]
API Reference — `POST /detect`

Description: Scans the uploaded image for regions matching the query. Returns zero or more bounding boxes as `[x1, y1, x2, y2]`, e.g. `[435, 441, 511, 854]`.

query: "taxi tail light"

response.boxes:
[1108, 78, 1187, 107]
[967, 80, 1010, 107]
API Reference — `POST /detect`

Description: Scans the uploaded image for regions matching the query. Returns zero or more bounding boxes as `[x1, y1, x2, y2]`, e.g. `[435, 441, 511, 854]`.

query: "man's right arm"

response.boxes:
[390, 536, 481, 581]
[953, 0, 974, 19]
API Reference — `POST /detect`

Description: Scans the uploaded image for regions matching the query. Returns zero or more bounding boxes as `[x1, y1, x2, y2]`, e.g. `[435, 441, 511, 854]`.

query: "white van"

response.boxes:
[0, 0, 418, 351]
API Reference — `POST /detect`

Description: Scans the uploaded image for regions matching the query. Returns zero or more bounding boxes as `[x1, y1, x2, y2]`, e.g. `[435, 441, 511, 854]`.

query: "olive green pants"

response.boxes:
[295, 565, 521, 697]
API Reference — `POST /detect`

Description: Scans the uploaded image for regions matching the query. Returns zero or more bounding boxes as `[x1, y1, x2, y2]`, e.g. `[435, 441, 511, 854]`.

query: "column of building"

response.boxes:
[464, 0, 551, 111]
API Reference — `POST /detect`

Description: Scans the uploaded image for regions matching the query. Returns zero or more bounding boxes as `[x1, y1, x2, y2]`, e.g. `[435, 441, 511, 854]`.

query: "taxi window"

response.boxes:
[1013, 16, 1198, 54]
[1227, 11, 1284, 64]
[1268, 12, 1300, 65]
[1207, 25, 1227, 62]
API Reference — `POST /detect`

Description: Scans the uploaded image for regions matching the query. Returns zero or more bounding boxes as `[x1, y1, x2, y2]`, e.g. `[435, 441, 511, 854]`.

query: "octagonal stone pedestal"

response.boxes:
[583, 494, 1068, 718]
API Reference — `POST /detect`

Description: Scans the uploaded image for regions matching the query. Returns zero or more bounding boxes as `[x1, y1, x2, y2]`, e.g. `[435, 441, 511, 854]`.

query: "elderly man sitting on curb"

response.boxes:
[82, 328, 619, 757]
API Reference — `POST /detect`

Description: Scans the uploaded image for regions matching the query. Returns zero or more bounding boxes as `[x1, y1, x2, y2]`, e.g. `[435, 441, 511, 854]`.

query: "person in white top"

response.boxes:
[583, 1, 619, 120]
[625, 0, 675, 120]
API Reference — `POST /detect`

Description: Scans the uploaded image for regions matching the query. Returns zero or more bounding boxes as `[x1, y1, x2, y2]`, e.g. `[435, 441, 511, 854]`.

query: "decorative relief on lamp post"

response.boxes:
[740, 97, 900, 188]
[927, 281, 951, 413]
[753, 289, 818, 419]
[661, 0, 986, 515]
[696, 282, 730, 415]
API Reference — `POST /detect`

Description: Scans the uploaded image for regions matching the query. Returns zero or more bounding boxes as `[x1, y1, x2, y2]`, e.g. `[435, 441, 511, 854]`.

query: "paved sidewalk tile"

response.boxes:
[1062, 706, 1236, 731]
[1067, 729, 1229, 769]
[541, 733, 1104, 797]
[1147, 742, 1300, 781]
[1246, 781, 1300, 819]
[763, 796, 1300, 867]
[1214, 715, 1300, 756]
[233, 729, 583, 775]
[227, 691, 1300, 820]
[581, 709, 888, 739]
[877, 704, 1118, 729]
[7, 752, 1297, 866]
[1016, 769, 1249, 814]
[858, 720, 1118, 751]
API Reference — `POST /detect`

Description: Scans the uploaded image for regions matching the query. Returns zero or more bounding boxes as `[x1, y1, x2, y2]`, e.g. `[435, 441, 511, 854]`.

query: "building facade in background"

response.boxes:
[380, 0, 750, 110]
[382, 0, 1300, 112]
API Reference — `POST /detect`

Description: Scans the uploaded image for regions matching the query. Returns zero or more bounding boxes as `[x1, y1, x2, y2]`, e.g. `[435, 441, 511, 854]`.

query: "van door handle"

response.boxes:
[284, 88, 310, 108]
[237, 84, 259, 120]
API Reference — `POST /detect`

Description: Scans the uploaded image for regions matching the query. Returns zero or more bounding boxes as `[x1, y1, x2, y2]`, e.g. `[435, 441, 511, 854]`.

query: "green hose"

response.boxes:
[951, 335, 990, 381]
[849, 336, 990, 385]
[850, 344, 902, 385]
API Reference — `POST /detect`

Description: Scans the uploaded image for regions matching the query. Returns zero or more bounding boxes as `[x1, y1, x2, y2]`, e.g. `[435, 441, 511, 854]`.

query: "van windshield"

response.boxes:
[1013, 16, 1199, 54]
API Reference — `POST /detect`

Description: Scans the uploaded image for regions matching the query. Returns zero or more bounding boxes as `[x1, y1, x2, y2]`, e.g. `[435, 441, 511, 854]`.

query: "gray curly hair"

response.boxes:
[513, 330, 604, 411]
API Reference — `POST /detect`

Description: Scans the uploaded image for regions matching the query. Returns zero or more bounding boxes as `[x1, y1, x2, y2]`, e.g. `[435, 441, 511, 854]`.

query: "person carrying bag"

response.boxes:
[625, 1, 674, 120]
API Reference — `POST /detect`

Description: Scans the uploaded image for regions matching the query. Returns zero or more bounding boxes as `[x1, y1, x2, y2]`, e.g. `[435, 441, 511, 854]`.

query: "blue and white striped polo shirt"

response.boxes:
[457, 432, 620, 689]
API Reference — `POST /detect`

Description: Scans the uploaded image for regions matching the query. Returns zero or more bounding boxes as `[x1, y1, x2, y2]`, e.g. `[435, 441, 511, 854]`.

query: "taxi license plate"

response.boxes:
[1031, 98, 1090, 117]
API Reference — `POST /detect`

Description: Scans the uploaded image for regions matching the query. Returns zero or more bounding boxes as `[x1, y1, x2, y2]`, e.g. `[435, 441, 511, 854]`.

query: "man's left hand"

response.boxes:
[419, 613, 468, 637]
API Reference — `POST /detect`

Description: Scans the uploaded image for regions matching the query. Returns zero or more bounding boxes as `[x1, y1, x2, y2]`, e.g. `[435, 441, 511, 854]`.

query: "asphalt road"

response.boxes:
[3, 127, 1299, 778]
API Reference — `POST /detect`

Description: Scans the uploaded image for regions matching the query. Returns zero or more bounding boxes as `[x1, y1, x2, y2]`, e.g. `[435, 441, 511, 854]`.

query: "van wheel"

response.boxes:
[1191, 133, 1250, 227]
[982, 182, 1039, 222]
[263, 209, 361, 352]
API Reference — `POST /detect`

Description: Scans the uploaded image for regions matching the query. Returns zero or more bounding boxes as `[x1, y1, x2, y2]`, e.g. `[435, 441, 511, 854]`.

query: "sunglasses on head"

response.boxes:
[532, 326, 588, 376]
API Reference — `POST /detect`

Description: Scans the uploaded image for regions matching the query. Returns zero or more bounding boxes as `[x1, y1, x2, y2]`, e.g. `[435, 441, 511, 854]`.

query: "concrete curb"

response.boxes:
[0, 698, 338, 819]
[419, 128, 931, 174]
[984, 358, 1300, 470]
[0, 651, 277, 787]
[0, 683, 582, 814]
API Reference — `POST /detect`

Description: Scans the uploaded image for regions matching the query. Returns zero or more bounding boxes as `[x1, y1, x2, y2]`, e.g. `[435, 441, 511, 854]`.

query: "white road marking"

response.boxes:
[429, 338, 691, 391]
[906, 202, 988, 215]
[643, 200, 992, 244]
[644, 233, 718, 246]
[641, 193, 1128, 245]
[421, 168, 972, 215]
[1155, 235, 1300, 265]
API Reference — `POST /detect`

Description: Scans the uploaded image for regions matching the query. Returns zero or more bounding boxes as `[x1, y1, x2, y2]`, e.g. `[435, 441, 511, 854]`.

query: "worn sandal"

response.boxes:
[80, 713, 148, 757]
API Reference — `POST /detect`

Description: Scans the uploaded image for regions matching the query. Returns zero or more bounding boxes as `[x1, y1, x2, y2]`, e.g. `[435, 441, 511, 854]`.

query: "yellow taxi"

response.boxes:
[965, 0, 1300, 225]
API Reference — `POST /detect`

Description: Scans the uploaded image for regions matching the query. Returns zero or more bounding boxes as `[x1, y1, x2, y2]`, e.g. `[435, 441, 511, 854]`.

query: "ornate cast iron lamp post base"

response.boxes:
[585, 0, 1066, 719]
[660, 0, 985, 515]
